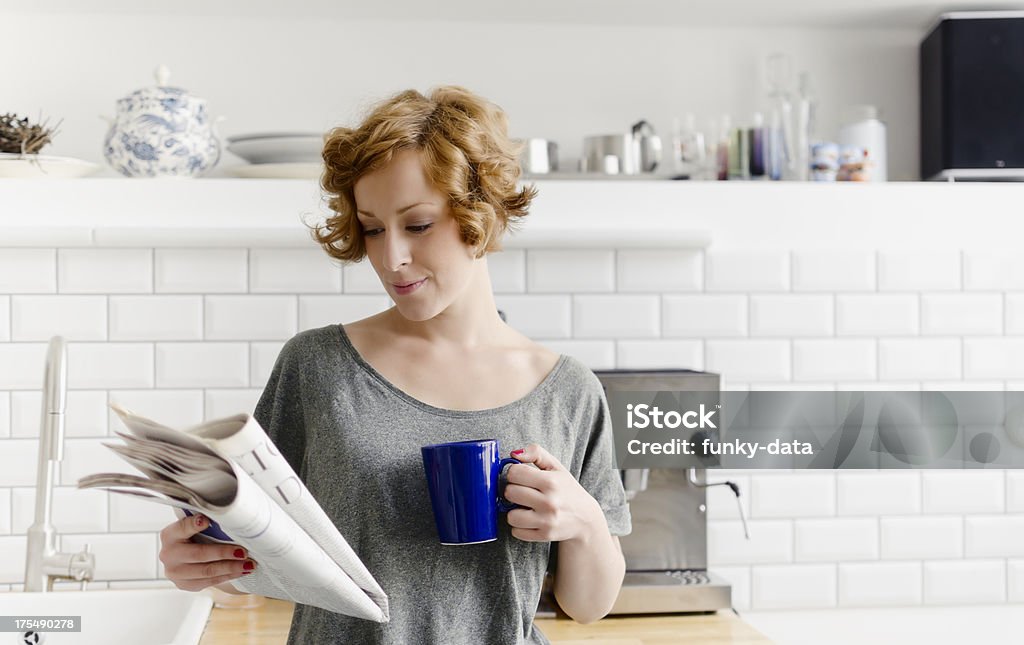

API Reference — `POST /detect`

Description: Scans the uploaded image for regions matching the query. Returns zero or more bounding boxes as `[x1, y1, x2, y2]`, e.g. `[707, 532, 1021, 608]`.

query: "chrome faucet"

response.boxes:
[24, 336, 96, 592]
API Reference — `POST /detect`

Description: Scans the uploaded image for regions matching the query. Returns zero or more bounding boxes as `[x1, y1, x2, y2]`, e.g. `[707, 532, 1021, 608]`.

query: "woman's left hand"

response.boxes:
[503, 443, 603, 543]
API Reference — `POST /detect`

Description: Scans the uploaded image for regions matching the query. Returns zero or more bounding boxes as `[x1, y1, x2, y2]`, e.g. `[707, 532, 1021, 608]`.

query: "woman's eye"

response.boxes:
[407, 224, 433, 233]
[363, 228, 384, 237]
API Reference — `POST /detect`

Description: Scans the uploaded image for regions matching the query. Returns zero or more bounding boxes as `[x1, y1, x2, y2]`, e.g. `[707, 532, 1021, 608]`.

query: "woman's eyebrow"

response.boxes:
[356, 201, 438, 217]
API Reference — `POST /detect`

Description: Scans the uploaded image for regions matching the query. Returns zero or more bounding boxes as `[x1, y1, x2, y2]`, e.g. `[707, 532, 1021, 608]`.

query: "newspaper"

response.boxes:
[77, 404, 389, 623]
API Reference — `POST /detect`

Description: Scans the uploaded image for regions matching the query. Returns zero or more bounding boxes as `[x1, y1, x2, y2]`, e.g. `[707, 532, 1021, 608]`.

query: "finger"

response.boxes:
[163, 541, 248, 565]
[174, 571, 250, 593]
[505, 463, 554, 491]
[167, 558, 256, 581]
[162, 513, 211, 543]
[506, 508, 542, 529]
[502, 483, 546, 509]
[509, 527, 545, 542]
[511, 443, 565, 472]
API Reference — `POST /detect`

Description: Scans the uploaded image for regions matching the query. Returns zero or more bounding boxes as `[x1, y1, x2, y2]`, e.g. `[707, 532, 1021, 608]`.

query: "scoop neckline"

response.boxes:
[334, 323, 568, 418]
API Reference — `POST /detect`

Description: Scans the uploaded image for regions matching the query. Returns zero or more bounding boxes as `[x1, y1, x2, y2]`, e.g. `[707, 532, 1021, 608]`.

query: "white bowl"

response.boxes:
[225, 133, 323, 164]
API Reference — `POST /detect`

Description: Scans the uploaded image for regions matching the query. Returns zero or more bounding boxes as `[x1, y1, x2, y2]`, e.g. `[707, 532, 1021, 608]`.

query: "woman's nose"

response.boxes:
[381, 230, 411, 271]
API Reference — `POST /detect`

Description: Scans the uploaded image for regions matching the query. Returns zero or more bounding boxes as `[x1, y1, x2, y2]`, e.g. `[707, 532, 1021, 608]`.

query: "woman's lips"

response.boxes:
[392, 277, 427, 295]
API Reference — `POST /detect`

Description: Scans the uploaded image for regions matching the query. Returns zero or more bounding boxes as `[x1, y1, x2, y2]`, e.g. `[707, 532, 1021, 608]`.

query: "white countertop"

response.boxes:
[0, 178, 1021, 249]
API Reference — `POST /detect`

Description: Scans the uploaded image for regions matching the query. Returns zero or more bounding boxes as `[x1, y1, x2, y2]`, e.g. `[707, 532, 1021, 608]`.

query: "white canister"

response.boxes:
[838, 105, 887, 182]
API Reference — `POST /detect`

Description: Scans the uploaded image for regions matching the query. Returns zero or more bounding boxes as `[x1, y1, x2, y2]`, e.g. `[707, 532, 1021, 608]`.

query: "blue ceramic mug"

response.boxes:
[421, 439, 521, 545]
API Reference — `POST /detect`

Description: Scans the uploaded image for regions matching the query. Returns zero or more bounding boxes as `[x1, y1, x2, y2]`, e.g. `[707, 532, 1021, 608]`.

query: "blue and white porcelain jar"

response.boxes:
[103, 65, 221, 177]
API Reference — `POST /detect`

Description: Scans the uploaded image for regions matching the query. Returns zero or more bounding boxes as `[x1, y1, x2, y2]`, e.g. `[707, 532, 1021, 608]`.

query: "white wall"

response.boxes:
[2, 13, 921, 178]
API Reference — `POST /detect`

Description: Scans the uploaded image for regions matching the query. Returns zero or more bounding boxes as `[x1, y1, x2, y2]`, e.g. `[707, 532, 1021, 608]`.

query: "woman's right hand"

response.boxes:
[159, 514, 256, 591]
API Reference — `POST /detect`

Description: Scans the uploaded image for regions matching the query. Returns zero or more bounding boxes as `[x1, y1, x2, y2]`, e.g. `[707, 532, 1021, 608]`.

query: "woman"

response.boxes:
[158, 86, 631, 644]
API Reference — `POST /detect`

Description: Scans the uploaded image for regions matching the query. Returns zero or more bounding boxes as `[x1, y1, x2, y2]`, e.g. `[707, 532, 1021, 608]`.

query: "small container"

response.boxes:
[838, 105, 887, 182]
[810, 142, 839, 182]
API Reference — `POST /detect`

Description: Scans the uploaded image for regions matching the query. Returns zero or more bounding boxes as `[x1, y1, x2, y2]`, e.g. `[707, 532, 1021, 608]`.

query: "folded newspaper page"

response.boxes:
[78, 404, 389, 623]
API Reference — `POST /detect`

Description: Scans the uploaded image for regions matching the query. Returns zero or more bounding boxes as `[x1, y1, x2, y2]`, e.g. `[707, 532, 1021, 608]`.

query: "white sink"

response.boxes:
[0, 589, 213, 645]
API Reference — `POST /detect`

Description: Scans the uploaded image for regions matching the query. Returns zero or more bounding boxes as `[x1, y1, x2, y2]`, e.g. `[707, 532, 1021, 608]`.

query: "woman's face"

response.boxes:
[353, 148, 478, 322]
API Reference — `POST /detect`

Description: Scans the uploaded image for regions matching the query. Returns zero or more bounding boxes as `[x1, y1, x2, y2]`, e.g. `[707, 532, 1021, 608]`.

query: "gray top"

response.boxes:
[254, 324, 631, 645]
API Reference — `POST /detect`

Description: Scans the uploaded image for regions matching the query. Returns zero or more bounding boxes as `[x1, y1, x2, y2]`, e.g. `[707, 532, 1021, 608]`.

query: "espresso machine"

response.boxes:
[537, 369, 744, 616]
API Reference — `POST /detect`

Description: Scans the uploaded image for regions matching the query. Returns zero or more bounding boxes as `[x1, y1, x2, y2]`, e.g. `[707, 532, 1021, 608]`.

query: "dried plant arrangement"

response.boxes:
[0, 112, 63, 155]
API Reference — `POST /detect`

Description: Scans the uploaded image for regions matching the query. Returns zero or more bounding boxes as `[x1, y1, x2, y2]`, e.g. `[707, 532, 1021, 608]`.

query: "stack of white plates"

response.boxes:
[0, 152, 100, 178]
[224, 132, 323, 179]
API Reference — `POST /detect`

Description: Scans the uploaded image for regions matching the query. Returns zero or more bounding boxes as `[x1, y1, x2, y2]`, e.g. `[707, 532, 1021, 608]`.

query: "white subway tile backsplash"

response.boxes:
[109, 296, 203, 341]
[1009, 472, 1024, 513]
[12, 390, 108, 438]
[878, 251, 961, 292]
[11, 487, 108, 534]
[11, 295, 107, 341]
[793, 340, 876, 381]
[342, 260, 386, 294]
[616, 250, 702, 292]
[881, 517, 963, 559]
[923, 471, 1005, 513]
[0, 440, 37, 487]
[709, 566, 751, 610]
[1006, 294, 1024, 335]
[837, 472, 921, 515]
[663, 295, 747, 337]
[836, 295, 919, 336]
[792, 250, 875, 292]
[964, 515, 1024, 557]
[706, 251, 789, 292]
[494, 295, 571, 338]
[795, 518, 878, 562]
[60, 438, 130, 486]
[60, 534, 158, 581]
[879, 339, 961, 381]
[0, 249, 56, 293]
[527, 250, 614, 293]
[0, 297, 8, 341]
[573, 295, 659, 338]
[68, 343, 154, 389]
[838, 562, 922, 607]
[1010, 560, 1024, 602]
[250, 342, 286, 388]
[155, 343, 248, 388]
[59, 249, 152, 293]
[615, 340, 702, 370]
[708, 520, 792, 565]
[539, 340, 615, 370]
[965, 339, 1024, 379]
[923, 560, 1005, 605]
[964, 250, 1024, 291]
[751, 474, 836, 518]
[706, 340, 790, 382]
[298, 296, 389, 331]
[751, 564, 837, 609]
[488, 250, 526, 293]
[0, 393, 9, 438]
[750, 295, 833, 337]
[205, 296, 297, 340]
[0, 489, 9, 534]
[921, 294, 1003, 336]
[205, 389, 263, 419]
[0, 343, 46, 389]
[0, 536, 27, 583]
[155, 249, 247, 293]
[109, 492, 175, 533]
[108, 390, 203, 431]
[249, 248, 341, 293]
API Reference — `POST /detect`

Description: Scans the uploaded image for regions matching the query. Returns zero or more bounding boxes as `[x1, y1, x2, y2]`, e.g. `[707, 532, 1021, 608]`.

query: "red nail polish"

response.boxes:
[242, 571, 252, 575]
[195, 516, 205, 527]
[511, 449, 524, 455]
[233, 549, 245, 559]
[243, 561, 255, 571]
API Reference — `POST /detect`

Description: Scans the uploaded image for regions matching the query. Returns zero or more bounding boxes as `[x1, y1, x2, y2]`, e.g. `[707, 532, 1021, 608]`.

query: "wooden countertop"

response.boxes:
[199, 599, 774, 644]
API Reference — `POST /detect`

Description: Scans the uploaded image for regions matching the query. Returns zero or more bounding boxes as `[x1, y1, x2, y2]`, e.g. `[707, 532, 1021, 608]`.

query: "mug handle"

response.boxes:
[496, 457, 522, 513]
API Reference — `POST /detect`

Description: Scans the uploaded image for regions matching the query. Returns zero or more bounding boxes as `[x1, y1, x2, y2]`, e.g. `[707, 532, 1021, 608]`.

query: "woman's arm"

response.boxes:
[552, 508, 625, 623]
[504, 444, 627, 624]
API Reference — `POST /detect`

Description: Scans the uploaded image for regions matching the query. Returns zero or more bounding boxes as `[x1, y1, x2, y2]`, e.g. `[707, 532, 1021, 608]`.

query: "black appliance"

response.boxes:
[920, 12, 1024, 180]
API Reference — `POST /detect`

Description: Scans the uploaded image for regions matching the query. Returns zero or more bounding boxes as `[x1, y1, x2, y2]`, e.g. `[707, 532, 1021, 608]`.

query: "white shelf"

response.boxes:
[1, 178, 1022, 250]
